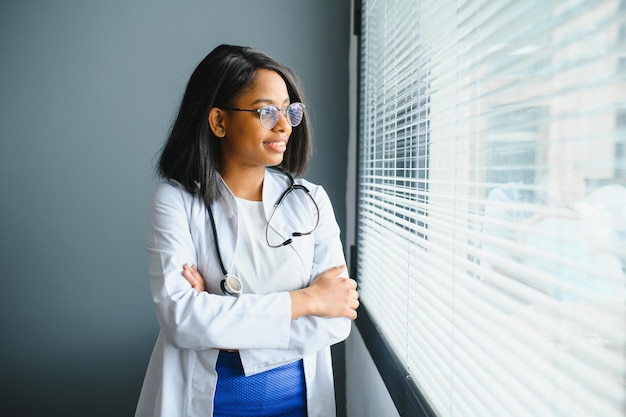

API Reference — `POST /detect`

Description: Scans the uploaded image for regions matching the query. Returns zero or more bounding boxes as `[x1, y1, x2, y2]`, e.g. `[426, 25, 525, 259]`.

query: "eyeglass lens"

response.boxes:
[260, 103, 304, 129]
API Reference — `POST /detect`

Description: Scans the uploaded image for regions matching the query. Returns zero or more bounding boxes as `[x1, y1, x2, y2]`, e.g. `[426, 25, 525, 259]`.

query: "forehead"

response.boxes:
[237, 69, 289, 104]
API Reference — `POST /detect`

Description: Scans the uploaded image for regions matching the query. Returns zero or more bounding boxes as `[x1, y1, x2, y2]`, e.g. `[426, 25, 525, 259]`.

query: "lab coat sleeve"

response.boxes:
[239, 185, 352, 375]
[147, 182, 292, 350]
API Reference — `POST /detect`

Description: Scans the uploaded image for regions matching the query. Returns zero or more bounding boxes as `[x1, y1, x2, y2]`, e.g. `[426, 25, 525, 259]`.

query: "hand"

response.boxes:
[183, 263, 205, 292]
[290, 265, 360, 320]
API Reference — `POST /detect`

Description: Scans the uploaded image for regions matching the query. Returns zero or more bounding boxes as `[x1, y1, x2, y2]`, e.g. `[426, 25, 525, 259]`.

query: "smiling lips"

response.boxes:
[264, 139, 288, 152]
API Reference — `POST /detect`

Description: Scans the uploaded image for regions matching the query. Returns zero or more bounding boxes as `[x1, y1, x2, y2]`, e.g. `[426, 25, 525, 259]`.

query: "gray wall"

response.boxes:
[0, 2, 350, 416]
[346, 327, 400, 417]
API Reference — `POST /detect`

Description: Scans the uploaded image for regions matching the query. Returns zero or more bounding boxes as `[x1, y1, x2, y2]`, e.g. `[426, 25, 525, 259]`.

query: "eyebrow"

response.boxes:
[249, 97, 291, 107]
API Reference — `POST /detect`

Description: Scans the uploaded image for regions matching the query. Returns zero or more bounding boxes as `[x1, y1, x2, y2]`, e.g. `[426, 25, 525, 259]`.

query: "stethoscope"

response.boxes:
[207, 168, 320, 296]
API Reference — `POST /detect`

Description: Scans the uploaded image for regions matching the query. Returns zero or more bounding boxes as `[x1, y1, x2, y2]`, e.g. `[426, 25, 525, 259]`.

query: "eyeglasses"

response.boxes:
[221, 102, 305, 130]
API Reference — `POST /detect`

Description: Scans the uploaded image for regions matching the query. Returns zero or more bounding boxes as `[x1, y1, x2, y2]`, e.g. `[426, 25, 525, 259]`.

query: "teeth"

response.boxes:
[265, 141, 286, 152]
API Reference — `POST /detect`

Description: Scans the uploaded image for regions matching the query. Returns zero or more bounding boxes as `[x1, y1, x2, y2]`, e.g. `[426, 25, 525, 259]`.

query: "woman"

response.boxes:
[135, 44, 359, 417]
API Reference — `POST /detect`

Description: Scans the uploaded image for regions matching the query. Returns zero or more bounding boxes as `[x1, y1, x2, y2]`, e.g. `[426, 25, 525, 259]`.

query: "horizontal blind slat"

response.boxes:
[357, 0, 626, 416]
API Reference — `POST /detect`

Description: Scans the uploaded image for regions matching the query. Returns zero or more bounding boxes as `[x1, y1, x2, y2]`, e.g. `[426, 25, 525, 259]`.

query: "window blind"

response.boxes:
[356, 0, 626, 416]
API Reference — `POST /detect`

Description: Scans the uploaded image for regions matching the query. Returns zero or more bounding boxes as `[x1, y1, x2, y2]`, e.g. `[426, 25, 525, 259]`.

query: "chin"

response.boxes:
[267, 156, 285, 167]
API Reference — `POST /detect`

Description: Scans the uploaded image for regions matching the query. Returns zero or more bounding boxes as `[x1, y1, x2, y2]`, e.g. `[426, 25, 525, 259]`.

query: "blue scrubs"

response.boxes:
[213, 351, 307, 417]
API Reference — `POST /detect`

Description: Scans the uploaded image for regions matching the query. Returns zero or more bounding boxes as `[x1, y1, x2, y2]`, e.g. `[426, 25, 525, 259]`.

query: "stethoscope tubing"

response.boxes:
[207, 168, 320, 296]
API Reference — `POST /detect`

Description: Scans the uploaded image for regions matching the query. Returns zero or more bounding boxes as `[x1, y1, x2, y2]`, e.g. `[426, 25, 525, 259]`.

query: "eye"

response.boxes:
[258, 106, 275, 119]
[258, 105, 279, 128]
[287, 103, 304, 125]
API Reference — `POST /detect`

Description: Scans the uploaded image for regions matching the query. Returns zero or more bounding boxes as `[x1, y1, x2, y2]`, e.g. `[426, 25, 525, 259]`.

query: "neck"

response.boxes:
[220, 166, 265, 201]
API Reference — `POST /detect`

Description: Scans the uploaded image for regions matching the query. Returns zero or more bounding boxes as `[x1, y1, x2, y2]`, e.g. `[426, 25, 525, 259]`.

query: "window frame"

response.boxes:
[350, 2, 435, 416]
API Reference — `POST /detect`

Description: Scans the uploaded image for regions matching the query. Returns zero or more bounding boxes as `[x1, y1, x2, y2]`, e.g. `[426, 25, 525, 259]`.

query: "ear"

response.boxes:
[208, 107, 226, 138]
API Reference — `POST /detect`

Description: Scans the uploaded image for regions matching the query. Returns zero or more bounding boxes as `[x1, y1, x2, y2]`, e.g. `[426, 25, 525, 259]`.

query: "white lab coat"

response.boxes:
[135, 169, 351, 417]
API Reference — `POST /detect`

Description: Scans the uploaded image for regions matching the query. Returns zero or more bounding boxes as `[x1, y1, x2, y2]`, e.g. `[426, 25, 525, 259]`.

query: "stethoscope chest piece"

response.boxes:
[220, 273, 242, 297]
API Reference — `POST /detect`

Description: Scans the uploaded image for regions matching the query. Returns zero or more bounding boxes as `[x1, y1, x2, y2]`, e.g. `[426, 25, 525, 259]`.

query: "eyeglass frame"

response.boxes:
[220, 102, 305, 130]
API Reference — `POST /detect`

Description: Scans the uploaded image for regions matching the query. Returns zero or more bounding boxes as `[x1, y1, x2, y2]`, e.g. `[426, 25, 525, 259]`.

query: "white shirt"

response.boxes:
[232, 197, 307, 295]
[134, 169, 351, 417]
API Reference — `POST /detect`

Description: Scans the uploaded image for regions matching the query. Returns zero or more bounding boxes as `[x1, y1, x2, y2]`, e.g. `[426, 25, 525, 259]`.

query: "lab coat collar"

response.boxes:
[262, 168, 293, 221]
[210, 169, 300, 273]
[213, 169, 291, 221]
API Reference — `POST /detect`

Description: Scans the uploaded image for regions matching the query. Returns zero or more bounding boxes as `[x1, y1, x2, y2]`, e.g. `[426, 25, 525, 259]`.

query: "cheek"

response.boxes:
[222, 132, 264, 159]
[230, 122, 263, 141]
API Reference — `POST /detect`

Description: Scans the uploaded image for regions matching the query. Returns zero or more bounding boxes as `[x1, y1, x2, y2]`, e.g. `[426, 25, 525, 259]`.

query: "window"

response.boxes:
[355, 0, 626, 416]
[617, 109, 626, 179]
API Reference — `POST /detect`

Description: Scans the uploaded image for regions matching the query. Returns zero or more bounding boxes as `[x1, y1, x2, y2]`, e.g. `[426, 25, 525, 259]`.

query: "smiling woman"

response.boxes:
[134, 44, 359, 417]
[210, 69, 297, 187]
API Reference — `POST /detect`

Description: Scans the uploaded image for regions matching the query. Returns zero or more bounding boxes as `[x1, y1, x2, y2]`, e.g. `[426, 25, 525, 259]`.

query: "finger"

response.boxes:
[182, 264, 195, 279]
[331, 265, 347, 276]
[184, 264, 200, 277]
[182, 264, 202, 289]
[187, 268, 201, 281]
[188, 280, 203, 291]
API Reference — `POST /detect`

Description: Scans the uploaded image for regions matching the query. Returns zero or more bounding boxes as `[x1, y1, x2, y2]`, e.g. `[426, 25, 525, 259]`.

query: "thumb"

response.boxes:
[333, 264, 347, 276]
